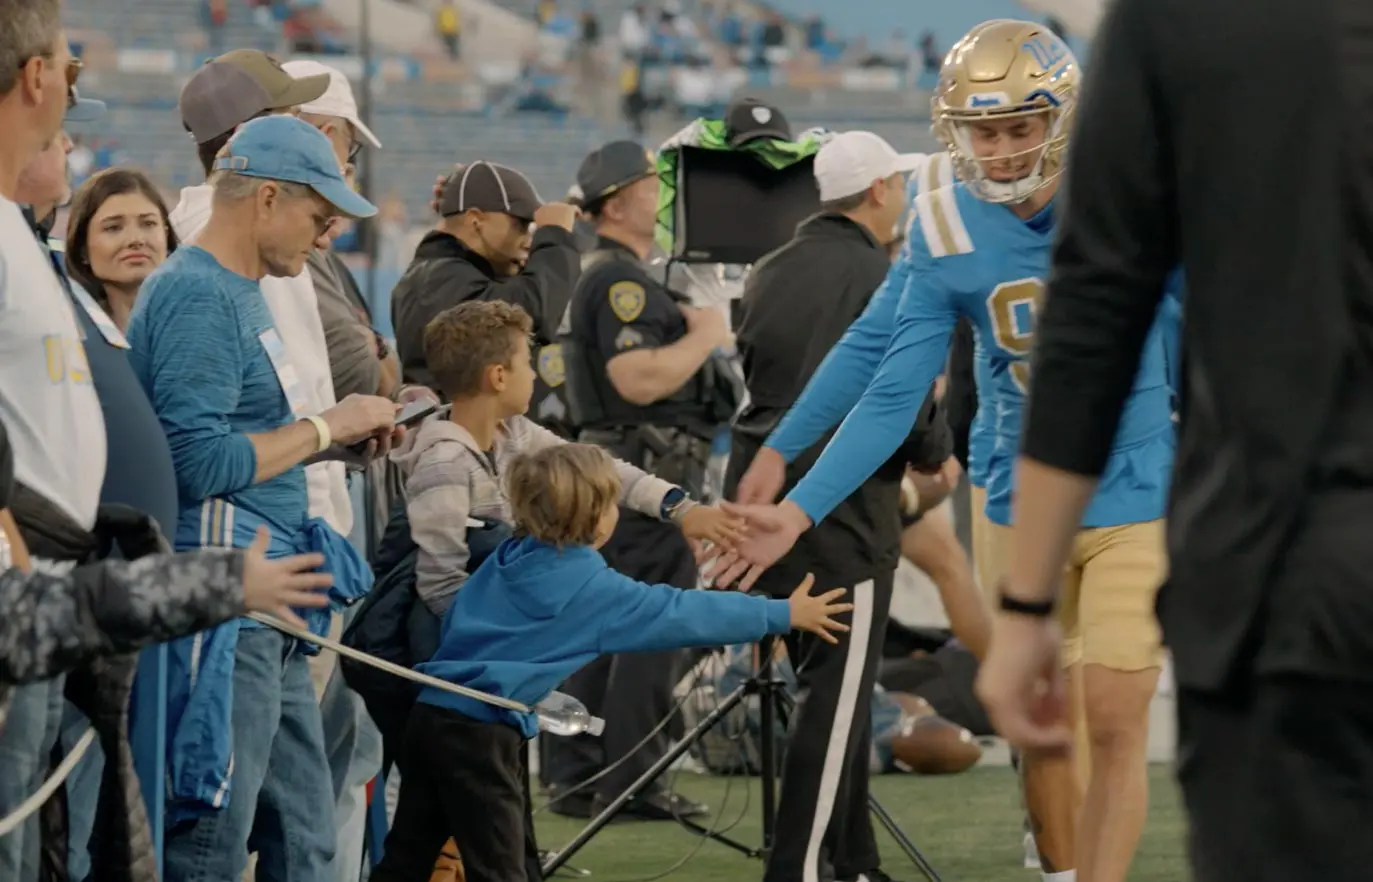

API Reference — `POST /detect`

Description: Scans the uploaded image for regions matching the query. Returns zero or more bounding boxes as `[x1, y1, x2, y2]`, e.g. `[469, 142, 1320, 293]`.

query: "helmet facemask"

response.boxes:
[936, 101, 1072, 205]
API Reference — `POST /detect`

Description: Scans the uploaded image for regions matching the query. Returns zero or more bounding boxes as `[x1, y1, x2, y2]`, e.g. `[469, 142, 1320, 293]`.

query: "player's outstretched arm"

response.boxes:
[785, 274, 960, 527]
[763, 257, 908, 462]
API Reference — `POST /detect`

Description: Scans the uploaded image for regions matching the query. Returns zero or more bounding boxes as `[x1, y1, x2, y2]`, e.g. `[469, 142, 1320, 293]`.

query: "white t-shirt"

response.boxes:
[0, 197, 106, 529]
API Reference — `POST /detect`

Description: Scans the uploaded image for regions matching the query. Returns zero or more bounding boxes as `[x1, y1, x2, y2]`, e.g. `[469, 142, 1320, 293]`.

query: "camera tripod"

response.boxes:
[541, 636, 942, 881]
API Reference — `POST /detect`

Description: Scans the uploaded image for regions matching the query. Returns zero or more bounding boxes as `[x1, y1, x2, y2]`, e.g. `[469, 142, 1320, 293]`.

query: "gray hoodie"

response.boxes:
[391, 413, 677, 615]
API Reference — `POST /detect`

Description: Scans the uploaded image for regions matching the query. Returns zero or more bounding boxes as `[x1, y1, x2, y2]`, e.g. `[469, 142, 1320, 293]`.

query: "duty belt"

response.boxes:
[579, 426, 713, 497]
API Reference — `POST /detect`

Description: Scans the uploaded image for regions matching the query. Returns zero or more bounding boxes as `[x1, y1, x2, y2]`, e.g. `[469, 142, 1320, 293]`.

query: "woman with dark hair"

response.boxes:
[64, 168, 177, 332]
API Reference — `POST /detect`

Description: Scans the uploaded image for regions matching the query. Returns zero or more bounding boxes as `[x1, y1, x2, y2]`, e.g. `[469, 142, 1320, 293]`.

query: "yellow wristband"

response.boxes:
[305, 416, 331, 453]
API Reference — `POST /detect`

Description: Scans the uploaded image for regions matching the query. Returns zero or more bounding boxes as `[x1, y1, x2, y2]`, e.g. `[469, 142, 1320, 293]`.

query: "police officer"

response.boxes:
[544, 141, 735, 821]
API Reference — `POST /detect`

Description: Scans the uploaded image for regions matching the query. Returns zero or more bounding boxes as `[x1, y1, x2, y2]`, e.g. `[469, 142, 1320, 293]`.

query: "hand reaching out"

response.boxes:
[787, 574, 853, 645]
[240, 527, 332, 629]
[707, 501, 811, 591]
[677, 504, 747, 552]
[735, 447, 786, 505]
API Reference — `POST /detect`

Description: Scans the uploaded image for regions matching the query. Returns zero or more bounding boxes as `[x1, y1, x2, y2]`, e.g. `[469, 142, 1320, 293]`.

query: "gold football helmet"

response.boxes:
[931, 20, 1079, 204]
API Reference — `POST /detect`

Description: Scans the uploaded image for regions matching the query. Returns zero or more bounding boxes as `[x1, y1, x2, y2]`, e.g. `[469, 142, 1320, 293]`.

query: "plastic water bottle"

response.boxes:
[536, 691, 606, 737]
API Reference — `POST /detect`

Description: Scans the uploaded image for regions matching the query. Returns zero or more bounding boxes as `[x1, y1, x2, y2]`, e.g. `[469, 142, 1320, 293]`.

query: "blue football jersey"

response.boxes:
[788, 183, 1175, 529]
[967, 340, 994, 488]
[1158, 274, 1184, 396]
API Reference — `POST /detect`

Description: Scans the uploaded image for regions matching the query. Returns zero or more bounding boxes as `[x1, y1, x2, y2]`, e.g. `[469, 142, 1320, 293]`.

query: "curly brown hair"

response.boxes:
[423, 300, 533, 400]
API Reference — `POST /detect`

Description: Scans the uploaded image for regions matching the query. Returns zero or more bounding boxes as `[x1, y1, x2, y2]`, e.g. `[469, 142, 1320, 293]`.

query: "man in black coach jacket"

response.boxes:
[975, 1, 1373, 880]
[728, 134, 950, 882]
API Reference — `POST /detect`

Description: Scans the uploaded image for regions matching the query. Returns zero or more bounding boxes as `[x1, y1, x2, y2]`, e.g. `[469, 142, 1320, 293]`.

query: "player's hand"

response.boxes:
[241, 527, 332, 629]
[710, 500, 810, 591]
[904, 457, 962, 516]
[735, 447, 786, 505]
[677, 504, 747, 552]
[533, 202, 579, 232]
[786, 574, 853, 645]
[680, 304, 732, 349]
[975, 612, 1072, 753]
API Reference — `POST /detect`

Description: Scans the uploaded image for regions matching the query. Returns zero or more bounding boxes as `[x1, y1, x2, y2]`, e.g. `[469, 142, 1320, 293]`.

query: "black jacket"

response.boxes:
[390, 227, 581, 389]
[729, 213, 950, 592]
[1022, 0, 1350, 691]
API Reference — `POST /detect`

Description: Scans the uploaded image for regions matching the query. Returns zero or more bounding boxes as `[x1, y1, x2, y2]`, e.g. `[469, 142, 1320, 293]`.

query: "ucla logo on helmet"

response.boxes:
[1022, 35, 1069, 72]
[967, 92, 1010, 109]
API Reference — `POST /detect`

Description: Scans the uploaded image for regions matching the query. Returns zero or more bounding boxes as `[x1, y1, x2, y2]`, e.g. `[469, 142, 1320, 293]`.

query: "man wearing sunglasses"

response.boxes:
[0, 3, 107, 880]
[172, 49, 359, 571]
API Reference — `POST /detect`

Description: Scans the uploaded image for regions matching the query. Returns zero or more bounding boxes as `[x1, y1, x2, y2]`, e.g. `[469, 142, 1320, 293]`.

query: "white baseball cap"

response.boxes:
[281, 59, 382, 149]
[814, 131, 924, 201]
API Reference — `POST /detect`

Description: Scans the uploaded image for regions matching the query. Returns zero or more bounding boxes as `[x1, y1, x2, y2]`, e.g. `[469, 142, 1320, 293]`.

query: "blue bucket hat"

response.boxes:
[212, 115, 376, 219]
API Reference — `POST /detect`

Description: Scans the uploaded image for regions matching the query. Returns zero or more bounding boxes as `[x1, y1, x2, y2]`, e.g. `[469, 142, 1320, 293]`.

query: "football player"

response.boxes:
[726, 20, 1179, 882]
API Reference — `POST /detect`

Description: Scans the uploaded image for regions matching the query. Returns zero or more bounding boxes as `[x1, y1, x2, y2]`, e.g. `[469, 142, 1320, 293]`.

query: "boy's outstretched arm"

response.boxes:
[596, 571, 792, 655]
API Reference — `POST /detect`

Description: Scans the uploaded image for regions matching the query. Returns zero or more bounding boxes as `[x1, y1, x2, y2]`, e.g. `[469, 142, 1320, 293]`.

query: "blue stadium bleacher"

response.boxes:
[61, 0, 943, 223]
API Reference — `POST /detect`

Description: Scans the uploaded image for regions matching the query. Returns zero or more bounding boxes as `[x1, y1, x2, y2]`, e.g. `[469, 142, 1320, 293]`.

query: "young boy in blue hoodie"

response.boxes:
[371, 443, 852, 882]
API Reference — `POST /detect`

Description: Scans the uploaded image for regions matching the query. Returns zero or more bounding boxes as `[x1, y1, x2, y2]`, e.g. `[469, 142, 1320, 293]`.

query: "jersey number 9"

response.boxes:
[987, 278, 1044, 393]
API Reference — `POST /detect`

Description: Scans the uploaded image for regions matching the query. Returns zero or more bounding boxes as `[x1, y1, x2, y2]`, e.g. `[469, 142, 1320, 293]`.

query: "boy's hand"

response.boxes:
[787, 574, 853, 645]
[241, 527, 333, 629]
[677, 504, 747, 552]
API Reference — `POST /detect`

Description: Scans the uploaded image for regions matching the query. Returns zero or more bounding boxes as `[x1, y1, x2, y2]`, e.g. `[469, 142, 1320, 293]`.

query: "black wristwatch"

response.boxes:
[660, 488, 697, 523]
[997, 585, 1056, 618]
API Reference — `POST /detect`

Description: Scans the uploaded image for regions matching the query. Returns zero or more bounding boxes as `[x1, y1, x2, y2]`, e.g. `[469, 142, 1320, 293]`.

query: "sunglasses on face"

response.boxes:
[17, 54, 82, 108]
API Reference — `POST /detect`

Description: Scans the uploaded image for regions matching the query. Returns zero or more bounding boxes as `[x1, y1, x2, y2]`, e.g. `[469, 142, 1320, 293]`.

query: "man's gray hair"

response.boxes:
[211, 170, 314, 204]
[0, 0, 62, 97]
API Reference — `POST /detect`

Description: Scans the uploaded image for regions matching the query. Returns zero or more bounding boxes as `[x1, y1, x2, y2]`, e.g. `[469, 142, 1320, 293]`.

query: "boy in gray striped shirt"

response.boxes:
[391, 301, 744, 615]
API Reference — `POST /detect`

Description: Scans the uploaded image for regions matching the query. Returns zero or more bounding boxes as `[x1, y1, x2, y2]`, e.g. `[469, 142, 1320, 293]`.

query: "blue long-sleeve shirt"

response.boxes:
[417, 535, 793, 736]
[787, 184, 1174, 529]
[128, 245, 308, 537]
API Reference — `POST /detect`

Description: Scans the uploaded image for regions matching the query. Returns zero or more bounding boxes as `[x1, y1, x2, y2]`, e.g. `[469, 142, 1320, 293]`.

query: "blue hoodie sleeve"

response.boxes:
[765, 253, 907, 461]
[130, 272, 258, 505]
[787, 245, 959, 524]
[595, 571, 792, 655]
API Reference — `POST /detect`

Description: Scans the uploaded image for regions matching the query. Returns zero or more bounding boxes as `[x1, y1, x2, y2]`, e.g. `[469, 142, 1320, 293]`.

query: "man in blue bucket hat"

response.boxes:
[127, 113, 401, 882]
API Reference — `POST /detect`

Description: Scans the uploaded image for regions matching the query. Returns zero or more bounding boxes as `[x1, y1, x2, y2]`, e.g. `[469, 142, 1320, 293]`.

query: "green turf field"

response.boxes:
[535, 765, 1187, 882]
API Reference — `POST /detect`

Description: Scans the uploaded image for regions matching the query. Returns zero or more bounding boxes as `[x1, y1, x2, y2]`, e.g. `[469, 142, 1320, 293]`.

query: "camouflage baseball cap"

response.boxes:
[179, 49, 330, 144]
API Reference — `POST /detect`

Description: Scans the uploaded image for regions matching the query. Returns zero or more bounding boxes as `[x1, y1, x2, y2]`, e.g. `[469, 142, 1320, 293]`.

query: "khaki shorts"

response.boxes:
[988, 519, 1166, 672]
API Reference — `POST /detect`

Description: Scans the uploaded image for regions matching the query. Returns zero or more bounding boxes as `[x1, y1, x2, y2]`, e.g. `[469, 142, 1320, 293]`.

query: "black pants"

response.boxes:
[371, 704, 542, 882]
[544, 511, 694, 801]
[1179, 673, 1373, 882]
[765, 569, 894, 882]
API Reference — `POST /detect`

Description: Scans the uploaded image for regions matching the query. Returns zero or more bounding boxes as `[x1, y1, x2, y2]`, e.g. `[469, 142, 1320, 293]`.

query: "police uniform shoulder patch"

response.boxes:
[537, 343, 566, 388]
[608, 280, 646, 322]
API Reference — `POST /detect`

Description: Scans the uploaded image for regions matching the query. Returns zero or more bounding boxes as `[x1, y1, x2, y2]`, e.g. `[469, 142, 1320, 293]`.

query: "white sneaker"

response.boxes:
[1023, 831, 1041, 870]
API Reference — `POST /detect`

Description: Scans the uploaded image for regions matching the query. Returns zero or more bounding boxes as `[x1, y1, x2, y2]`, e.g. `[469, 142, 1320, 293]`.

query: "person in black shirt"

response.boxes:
[729, 134, 951, 882]
[545, 140, 737, 822]
[976, 2, 1373, 880]
[390, 162, 582, 395]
